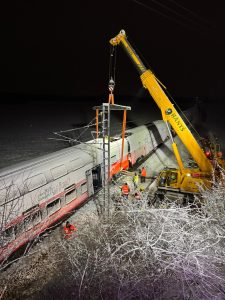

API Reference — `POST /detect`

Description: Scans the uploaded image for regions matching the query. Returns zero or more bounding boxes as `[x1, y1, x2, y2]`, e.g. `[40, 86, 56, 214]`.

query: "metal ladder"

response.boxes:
[102, 103, 111, 215]
[93, 103, 131, 217]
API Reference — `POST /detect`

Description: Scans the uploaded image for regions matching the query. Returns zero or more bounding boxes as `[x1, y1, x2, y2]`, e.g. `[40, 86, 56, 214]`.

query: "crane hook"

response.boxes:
[108, 77, 115, 93]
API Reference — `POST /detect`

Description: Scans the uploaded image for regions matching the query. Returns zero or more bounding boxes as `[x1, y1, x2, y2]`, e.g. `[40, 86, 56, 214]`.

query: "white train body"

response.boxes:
[0, 121, 168, 262]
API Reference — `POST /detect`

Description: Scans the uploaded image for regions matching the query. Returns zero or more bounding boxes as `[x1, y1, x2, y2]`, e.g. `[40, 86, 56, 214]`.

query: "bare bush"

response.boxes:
[59, 186, 225, 299]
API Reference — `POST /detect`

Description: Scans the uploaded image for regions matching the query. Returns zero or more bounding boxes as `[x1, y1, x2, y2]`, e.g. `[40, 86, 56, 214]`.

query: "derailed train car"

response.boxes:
[0, 120, 168, 262]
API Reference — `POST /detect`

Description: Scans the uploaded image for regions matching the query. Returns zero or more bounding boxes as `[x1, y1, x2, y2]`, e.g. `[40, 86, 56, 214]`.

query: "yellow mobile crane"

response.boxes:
[110, 30, 224, 201]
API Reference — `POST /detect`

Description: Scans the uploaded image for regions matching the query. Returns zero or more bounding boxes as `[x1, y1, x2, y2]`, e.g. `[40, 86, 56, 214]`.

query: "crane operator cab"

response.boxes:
[155, 169, 180, 202]
[158, 170, 178, 188]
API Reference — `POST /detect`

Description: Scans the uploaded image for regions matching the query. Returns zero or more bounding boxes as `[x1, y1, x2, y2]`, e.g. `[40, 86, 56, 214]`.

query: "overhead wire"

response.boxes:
[128, 0, 219, 138]
[131, 0, 207, 36]
[110, 1, 210, 137]
[131, 0, 225, 39]
[146, 0, 213, 32]
[166, 0, 218, 30]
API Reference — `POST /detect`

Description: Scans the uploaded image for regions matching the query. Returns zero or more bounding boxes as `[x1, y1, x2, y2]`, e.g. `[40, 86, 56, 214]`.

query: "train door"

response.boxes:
[86, 170, 94, 196]
[91, 165, 102, 193]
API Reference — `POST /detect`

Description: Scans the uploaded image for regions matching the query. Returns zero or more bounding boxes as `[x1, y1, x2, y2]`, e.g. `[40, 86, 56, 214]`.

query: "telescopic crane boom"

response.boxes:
[110, 30, 215, 199]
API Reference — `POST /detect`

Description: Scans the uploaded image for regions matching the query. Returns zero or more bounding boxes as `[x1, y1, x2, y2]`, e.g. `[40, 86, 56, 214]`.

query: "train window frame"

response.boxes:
[24, 216, 33, 231]
[14, 222, 25, 238]
[47, 198, 61, 215]
[32, 210, 42, 226]
[3, 226, 15, 245]
[23, 204, 39, 216]
[23, 212, 42, 231]
[23, 204, 42, 230]
[76, 186, 81, 197]
[65, 187, 77, 204]
[81, 183, 87, 194]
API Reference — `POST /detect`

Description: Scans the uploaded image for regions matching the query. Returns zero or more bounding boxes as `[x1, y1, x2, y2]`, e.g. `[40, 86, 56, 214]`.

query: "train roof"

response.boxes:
[0, 121, 162, 179]
[0, 143, 97, 179]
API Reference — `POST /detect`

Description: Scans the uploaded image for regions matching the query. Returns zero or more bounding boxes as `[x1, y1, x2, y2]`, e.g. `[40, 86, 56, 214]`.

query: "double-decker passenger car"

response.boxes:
[0, 120, 168, 262]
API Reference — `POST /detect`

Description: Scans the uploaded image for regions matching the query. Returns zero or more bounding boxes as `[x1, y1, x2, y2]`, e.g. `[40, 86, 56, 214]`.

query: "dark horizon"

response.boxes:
[1, 90, 224, 102]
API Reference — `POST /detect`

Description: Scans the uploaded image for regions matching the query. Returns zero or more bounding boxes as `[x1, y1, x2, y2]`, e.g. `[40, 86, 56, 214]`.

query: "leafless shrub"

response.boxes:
[59, 183, 225, 299]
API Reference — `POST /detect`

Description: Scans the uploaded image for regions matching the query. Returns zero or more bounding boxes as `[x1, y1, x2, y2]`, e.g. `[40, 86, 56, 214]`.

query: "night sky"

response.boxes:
[2, 0, 225, 99]
[1, 0, 225, 168]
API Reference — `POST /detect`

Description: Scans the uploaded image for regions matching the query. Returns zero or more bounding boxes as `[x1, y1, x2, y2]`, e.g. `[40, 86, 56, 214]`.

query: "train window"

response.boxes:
[81, 183, 87, 194]
[23, 211, 41, 231]
[2, 226, 15, 245]
[24, 216, 33, 231]
[65, 188, 77, 204]
[47, 198, 61, 215]
[32, 211, 41, 226]
[51, 165, 68, 180]
[25, 174, 47, 192]
[14, 222, 25, 237]
[23, 204, 39, 216]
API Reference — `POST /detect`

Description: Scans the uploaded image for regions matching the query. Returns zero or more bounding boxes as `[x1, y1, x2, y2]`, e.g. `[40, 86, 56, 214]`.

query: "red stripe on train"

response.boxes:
[0, 192, 88, 262]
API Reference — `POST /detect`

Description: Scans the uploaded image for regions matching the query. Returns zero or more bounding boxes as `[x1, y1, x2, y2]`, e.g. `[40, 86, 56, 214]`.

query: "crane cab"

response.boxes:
[158, 169, 179, 190]
[156, 168, 211, 204]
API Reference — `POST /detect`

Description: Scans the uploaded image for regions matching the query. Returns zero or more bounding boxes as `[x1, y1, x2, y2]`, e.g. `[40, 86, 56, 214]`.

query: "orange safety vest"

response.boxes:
[64, 224, 77, 239]
[122, 185, 130, 195]
[141, 168, 146, 177]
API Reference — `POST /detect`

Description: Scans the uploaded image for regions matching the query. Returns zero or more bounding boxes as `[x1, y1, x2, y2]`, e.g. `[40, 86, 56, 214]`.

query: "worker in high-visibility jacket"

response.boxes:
[141, 166, 147, 183]
[63, 221, 77, 239]
[133, 173, 139, 189]
[121, 183, 130, 199]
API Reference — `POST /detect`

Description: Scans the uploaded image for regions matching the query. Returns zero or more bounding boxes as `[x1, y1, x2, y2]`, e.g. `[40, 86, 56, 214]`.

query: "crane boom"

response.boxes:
[110, 30, 212, 173]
